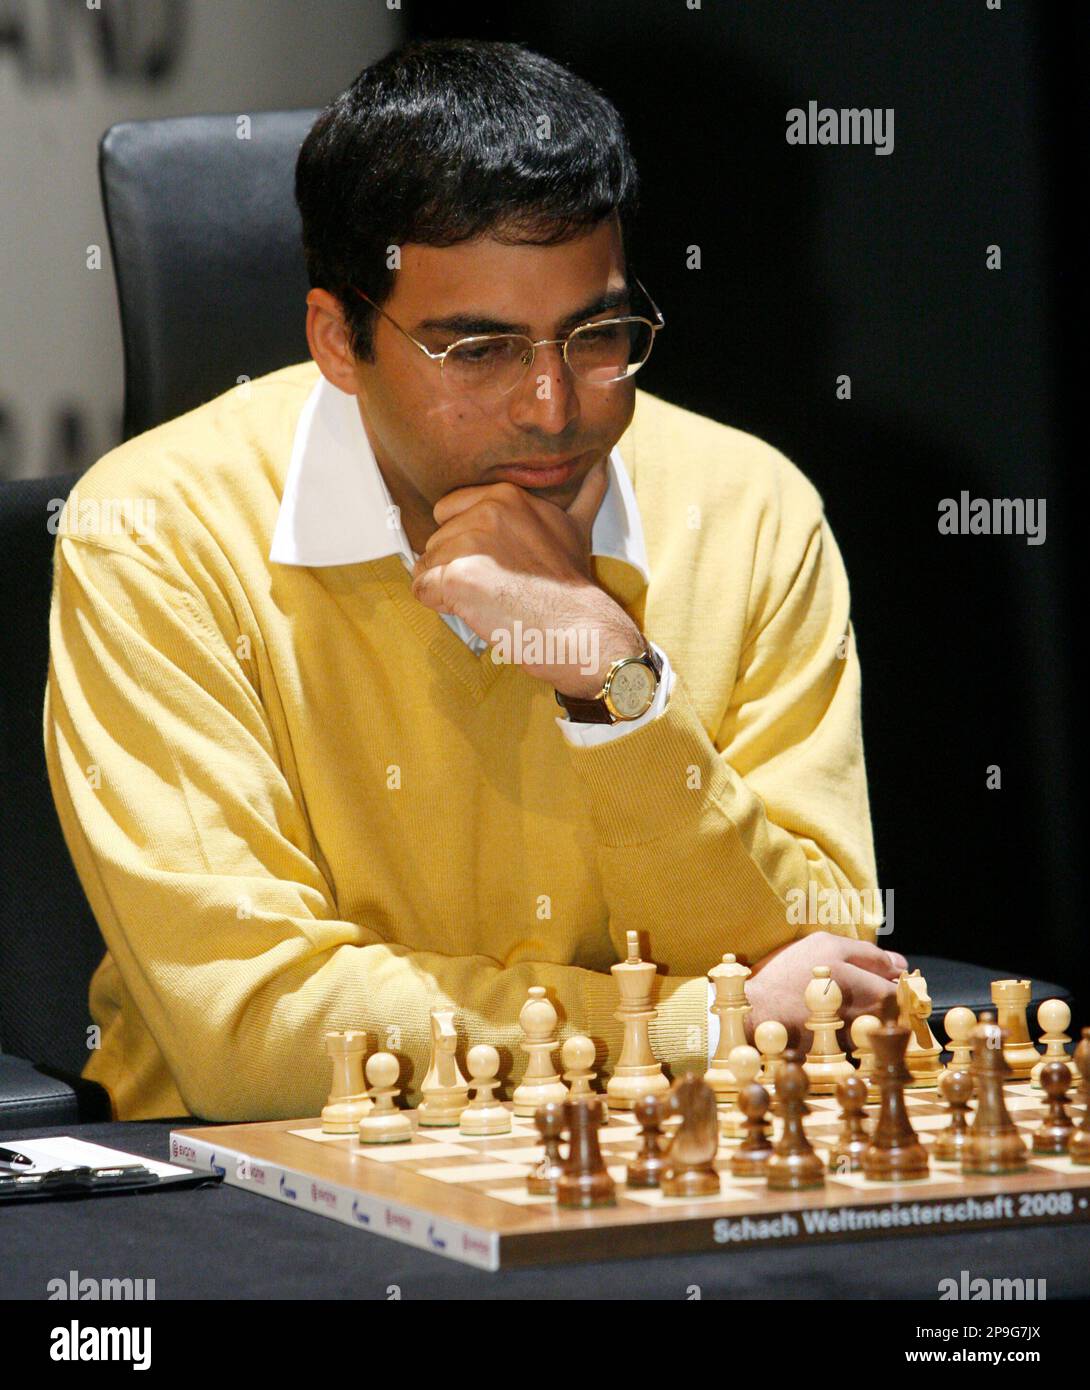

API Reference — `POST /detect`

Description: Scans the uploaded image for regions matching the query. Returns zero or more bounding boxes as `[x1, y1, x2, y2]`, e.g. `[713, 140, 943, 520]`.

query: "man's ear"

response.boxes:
[305, 288, 361, 394]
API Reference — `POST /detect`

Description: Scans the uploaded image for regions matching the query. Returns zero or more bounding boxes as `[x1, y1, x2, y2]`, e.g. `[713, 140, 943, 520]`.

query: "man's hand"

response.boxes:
[743, 931, 909, 1049]
[410, 457, 644, 697]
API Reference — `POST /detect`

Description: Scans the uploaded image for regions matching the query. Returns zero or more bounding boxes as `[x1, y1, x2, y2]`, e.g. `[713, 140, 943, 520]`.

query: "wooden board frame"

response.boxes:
[171, 1086, 1090, 1271]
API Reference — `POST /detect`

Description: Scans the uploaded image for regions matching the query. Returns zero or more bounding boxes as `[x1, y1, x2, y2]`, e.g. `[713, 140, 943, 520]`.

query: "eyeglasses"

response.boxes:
[349, 276, 665, 401]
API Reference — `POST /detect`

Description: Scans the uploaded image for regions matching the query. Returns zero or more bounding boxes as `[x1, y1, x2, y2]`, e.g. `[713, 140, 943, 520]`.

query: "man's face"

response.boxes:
[348, 216, 636, 537]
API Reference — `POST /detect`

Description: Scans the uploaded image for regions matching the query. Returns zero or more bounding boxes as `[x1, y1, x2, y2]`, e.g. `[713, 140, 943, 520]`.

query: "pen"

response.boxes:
[0, 1145, 34, 1169]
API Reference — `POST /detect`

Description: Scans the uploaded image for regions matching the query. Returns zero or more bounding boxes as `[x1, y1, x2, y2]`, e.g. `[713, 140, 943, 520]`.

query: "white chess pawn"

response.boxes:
[720, 1046, 761, 1139]
[357, 1052, 413, 1145]
[940, 1006, 977, 1081]
[460, 1045, 512, 1136]
[1032, 999, 1077, 1091]
[850, 1014, 881, 1102]
[754, 1020, 788, 1088]
[562, 1035, 602, 1105]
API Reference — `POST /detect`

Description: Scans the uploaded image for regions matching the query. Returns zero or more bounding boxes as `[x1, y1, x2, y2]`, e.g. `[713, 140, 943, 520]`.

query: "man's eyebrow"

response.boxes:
[412, 285, 632, 338]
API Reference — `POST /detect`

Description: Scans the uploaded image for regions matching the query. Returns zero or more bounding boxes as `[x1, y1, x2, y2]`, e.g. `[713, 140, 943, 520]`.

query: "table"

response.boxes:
[3, 1118, 1090, 1300]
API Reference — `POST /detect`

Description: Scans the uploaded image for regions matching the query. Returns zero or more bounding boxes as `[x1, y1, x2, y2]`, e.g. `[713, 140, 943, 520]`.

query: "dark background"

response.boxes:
[405, 0, 1087, 1006]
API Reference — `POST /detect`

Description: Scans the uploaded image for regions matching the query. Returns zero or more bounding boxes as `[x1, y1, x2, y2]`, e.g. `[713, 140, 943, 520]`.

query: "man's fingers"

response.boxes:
[830, 962, 899, 1017]
[416, 529, 489, 571]
[833, 939, 905, 979]
[432, 480, 524, 526]
[410, 562, 455, 614]
[564, 455, 609, 540]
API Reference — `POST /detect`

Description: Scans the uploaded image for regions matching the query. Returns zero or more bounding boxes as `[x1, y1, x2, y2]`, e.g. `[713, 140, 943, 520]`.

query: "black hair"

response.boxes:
[294, 37, 640, 362]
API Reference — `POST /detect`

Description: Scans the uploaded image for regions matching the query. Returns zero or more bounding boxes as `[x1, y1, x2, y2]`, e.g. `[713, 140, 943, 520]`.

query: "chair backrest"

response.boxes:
[0, 109, 318, 1079]
[0, 473, 106, 1076]
[99, 108, 320, 439]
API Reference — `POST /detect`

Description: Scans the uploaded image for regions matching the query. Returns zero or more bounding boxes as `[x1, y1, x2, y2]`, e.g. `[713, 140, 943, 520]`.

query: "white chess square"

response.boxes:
[417, 1161, 533, 1183]
[363, 1142, 465, 1162]
[829, 1168, 950, 1190]
[289, 1126, 357, 1143]
[482, 1145, 545, 1164]
[1029, 1155, 1089, 1176]
[624, 1183, 757, 1207]
[599, 1126, 642, 1144]
[483, 1186, 552, 1206]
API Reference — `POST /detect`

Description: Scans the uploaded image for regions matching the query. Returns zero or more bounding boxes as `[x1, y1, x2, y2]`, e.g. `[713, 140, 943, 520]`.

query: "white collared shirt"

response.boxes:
[269, 375, 673, 745]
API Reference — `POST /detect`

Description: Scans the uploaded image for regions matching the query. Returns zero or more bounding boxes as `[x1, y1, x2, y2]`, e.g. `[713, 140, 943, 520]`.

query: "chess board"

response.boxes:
[170, 1084, 1090, 1271]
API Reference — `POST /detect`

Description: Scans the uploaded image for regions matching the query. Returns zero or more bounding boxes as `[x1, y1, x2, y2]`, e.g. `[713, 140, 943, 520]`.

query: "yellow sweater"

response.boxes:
[43, 361, 878, 1122]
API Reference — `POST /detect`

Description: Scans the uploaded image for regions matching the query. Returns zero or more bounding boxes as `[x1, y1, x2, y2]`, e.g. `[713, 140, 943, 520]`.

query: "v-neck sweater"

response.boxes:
[43, 361, 878, 1121]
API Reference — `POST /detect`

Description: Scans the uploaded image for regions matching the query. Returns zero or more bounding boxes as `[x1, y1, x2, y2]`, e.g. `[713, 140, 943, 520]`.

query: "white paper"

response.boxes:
[2, 1136, 191, 1179]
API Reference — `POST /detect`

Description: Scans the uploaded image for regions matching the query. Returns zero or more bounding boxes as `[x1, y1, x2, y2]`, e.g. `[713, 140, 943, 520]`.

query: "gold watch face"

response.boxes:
[606, 658, 656, 719]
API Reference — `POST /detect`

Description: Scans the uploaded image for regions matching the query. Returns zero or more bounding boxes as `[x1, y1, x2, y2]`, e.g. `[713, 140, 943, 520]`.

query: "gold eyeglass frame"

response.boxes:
[348, 276, 665, 395]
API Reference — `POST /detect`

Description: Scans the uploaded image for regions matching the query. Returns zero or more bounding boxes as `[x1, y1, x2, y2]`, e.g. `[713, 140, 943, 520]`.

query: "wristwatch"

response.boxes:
[554, 639, 663, 725]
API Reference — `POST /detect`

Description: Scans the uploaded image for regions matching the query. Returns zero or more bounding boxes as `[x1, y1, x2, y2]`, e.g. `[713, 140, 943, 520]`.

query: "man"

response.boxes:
[44, 39, 902, 1123]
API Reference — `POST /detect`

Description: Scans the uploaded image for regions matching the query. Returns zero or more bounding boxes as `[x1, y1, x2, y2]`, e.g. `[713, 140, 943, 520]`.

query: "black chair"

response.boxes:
[0, 111, 320, 1128]
[99, 108, 319, 440]
[0, 472, 113, 1128]
[0, 111, 1075, 1129]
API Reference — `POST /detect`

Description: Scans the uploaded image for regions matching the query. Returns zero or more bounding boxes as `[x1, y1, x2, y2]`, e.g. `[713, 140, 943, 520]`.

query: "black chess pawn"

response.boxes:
[862, 994, 929, 1182]
[766, 1050, 825, 1191]
[626, 1092, 669, 1189]
[528, 1100, 567, 1197]
[963, 1011, 1028, 1176]
[730, 1081, 773, 1178]
[1033, 1061, 1075, 1155]
[932, 1068, 973, 1162]
[827, 1074, 870, 1174]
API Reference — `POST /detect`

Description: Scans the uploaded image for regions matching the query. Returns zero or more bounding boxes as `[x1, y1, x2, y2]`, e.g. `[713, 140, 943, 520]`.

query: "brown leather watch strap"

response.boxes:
[553, 691, 618, 724]
[554, 641, 662, 725]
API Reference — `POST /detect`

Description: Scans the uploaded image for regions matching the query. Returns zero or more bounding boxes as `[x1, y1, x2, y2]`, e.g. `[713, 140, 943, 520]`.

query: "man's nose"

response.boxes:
[507, 341, 579, 430]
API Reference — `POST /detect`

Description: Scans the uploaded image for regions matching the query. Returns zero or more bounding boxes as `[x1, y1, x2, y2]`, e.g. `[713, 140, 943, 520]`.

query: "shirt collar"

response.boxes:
[269, 373, 649, 582]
